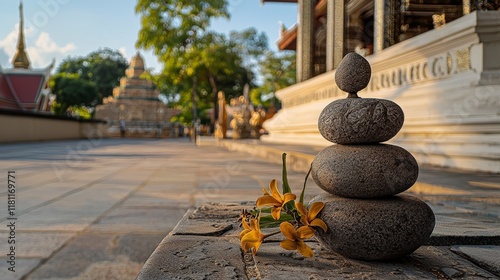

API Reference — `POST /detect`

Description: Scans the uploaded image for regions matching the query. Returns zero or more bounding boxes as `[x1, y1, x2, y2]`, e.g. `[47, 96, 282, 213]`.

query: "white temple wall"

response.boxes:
[263, 11, 500, 173]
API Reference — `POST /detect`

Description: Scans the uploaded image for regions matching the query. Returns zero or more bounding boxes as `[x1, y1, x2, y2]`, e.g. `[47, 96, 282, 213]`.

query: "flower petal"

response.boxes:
[252, 240, 262, 255]
[256, 195, 280, 207]
[261, 188, 270, 196]
[250, 217, 260, 231]
[241, 230, 260, 244]
[282, 193, 297, 205]
[296, 241, 314, 258]
[241, 216, 251, 230]
[297, 226, 315, 239]
[280, 239, 298, 250]
[280, 222, 297, 240]
[271, 206, 281, 220]
[307, 202, 325, 221]
[239, 229, 251, 240]
[310, 218, 328, 233]
[269, 179, 281, 200]
[300, 215, 309, 227]
[295, 202, 307, 216]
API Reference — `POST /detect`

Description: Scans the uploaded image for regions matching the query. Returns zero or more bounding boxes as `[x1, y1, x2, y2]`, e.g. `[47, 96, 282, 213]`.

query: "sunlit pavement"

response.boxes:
[0, 138, 319, 280]
[0, 138, 499, 279]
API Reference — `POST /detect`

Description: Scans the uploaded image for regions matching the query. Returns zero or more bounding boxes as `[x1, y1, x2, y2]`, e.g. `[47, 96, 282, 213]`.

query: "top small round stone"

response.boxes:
[335, 53, 372, 95]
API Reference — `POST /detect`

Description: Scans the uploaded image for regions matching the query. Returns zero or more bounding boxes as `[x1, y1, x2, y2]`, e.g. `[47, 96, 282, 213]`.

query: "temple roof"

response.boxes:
[275, 0, 327, 50]
[0, 63, 54, 111]
[0, 1, 54, 111]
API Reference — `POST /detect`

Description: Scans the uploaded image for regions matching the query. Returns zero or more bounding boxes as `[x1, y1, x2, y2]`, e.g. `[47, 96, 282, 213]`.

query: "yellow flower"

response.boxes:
[279, 222, 315, 258]
[240, 215, 264, 255]
[295, 202, 327, 232]
[256, 179, 296, 220]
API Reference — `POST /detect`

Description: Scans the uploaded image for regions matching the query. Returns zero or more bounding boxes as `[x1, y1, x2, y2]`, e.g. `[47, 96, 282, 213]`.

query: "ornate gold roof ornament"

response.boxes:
[12, 1, 31, 69]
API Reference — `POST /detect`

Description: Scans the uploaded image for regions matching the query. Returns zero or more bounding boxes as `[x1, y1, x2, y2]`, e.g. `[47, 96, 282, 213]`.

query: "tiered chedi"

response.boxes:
[310, 53, 435, 261]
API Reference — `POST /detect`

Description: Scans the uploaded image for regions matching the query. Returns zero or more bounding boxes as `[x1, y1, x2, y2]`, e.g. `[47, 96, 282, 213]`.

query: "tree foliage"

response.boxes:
[136, 0, 271, 125]
[251, 51, 296, 107]
[57, 48, 128, 99]
[135, 0, 296, 125]
[136, 0, 233, 125]
[49, 73, 98, 115]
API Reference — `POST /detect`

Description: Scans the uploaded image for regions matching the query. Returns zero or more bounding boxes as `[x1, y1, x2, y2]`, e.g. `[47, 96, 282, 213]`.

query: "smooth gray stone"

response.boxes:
[310, 193, 435, 261]
[335, 52, 371, 94]
[318, 98, 404, 144]
[311, 144, 418, 198]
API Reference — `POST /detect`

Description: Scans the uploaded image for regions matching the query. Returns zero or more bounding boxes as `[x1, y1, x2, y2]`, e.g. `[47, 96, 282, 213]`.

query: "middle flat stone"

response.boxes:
[318, 98, 404, 144]
[311, 144, 418, 198]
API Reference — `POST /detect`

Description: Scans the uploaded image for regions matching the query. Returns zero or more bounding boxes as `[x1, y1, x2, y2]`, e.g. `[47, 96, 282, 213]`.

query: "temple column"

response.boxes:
[373, 0, 384, 53]
[326, 0, 346, 71]
[297, 0, 316, 82]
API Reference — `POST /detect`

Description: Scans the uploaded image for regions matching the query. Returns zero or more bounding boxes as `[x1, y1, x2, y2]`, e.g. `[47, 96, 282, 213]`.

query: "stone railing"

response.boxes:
[264, 11, 500, 173]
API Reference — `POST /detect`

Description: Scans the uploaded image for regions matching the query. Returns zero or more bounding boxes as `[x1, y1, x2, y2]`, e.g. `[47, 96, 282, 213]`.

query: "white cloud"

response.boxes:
[0, 25, 19, 65]
[0, 24, 76, 68]
[118, 47, 128, 60]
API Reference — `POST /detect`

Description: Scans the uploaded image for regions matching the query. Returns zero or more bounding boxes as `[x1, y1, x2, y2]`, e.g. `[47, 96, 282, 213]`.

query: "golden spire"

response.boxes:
[12, 1, 31, 69]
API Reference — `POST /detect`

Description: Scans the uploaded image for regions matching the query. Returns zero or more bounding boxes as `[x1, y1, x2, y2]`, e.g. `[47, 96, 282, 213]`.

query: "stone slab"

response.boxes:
[0, 232, 74, 258]
[451, 245, 500, 277]
[136, 235, 246, 280]
[0, 258, 41, 280]
[89, 207, 188, 233]
[121, 192, 194, 208]
[27, 232, 164, 280]
[170, 209, 233, 237]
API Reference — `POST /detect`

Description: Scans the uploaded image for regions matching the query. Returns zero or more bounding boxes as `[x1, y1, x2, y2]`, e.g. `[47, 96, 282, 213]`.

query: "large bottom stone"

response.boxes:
[312, 144, 418, 198]
[310, 193, 435, 261]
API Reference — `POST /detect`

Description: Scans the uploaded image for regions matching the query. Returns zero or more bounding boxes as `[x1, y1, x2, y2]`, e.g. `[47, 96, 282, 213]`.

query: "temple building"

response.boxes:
[262, 0, 500, 173]
[94, 52, 180, 138]
[0, 1, 54, 112]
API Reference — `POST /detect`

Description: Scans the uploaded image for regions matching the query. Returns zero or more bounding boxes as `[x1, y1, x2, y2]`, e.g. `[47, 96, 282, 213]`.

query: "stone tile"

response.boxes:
[14, 184, 135, 231]
[26, 232, 161, 280]
[122, 192, 194, 207]
[432, 214, 500, 237]
[0, 232, 74, 258]
[451, 245, 500, 276]
[65, 255, 142, 280]
[193, 189, 262, 205]
[0, 258, 41, 280]
[141, 182, 197, 193]
[136, 235, 246, 280]
[89, 207, 188, 233]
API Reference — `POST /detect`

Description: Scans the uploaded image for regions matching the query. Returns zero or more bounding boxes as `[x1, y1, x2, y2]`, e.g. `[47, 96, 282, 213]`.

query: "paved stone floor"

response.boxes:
[0, 138, 499, 279]
[0, 138, 321, 280]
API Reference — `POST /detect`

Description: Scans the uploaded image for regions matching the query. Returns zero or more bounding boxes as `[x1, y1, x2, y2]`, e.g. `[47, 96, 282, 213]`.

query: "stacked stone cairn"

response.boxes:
[310, 53, 435, 261]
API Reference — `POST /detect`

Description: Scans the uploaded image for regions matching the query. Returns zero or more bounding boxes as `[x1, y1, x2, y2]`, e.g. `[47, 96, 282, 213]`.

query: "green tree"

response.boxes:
[49, 73, 98, 115]
[136, 0, 230, 126]
[135, 1, 273, 126]
[57, 48, 128, 100]
[252, 51, 296, 107]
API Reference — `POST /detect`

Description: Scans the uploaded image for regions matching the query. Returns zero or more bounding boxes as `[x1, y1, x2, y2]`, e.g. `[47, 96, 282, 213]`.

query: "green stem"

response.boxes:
[300, 164, 312, 204]
[263, 230, 282, 239]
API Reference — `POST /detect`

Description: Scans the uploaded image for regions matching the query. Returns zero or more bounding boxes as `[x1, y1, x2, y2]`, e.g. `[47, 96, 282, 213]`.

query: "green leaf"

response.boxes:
[282, 153, 291, 194]
[300, 164, 312, 204]
[281, 153, 296, 211]
[259, 213, 294, 228]
[257, 207, 272, 213]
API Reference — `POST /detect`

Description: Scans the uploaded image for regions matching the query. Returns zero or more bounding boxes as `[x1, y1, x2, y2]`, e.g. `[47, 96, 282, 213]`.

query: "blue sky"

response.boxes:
[0, 0, 298, 73]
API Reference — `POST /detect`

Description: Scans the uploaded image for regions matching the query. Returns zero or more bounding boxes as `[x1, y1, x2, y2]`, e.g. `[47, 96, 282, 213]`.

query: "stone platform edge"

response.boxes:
[137, 202, 500, 279]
